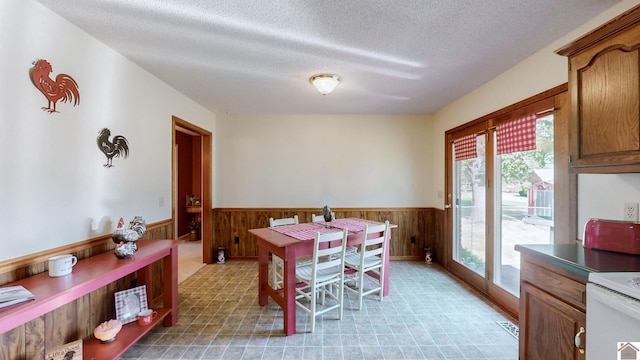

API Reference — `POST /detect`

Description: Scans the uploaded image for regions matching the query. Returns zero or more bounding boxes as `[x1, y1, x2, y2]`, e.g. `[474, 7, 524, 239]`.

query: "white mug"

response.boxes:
[48, 254, 78, 277]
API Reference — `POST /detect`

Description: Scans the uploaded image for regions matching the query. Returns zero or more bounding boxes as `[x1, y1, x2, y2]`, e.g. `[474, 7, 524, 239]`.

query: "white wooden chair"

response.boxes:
[295, 228, 348, 333]
[270, 215, 299, 228]
[343, 221, 390, 310]
[312, 213, 357, 256]
[269, 215, 298, 289]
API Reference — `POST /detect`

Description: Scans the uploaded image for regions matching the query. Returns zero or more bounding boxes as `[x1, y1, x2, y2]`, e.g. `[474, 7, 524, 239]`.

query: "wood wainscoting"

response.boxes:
[0, 220, 173, 359]
[213, 208, 444, 262]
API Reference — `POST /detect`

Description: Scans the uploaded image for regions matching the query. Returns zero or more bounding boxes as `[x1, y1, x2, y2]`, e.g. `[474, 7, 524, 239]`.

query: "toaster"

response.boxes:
[583, 218, 640, 255]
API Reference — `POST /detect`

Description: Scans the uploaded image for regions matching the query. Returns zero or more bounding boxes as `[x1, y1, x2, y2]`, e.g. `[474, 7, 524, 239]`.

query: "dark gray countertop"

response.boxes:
[515, 243, 640, 278]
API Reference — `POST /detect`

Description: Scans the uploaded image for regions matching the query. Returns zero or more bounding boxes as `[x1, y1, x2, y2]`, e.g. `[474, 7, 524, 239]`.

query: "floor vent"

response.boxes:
[496, 320, 519, 340]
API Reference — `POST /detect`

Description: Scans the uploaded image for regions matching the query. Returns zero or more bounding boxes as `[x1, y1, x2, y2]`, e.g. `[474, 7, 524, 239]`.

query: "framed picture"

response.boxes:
[114, 285, 148, 325]
[186, 194, 195, 206]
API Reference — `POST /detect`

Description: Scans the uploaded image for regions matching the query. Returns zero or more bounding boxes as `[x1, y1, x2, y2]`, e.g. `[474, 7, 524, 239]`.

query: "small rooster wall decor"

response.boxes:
[29, 59, 80, 113]
[97, 128, 129, 168]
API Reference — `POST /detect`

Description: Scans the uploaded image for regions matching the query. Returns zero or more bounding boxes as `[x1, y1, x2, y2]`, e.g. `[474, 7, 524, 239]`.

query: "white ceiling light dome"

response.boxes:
[309, 74, 340, 95]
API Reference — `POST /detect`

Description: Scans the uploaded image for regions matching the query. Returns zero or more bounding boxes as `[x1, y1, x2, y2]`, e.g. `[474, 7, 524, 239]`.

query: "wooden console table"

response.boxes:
[0, 239, 182, 359]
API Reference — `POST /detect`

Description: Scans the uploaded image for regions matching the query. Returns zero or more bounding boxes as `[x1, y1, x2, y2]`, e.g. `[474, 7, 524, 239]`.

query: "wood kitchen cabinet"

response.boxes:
[519, 255, 587, 360]
[557, 6, 640, 172]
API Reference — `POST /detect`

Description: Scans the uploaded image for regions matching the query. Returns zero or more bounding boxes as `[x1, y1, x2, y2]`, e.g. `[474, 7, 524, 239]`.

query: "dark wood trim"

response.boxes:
[556, 4, 640, 56]
[201, 134, 213, 264]
[213, 207, 443, 261]
[445, 84, 567, 135]
[489, 97, 556, 128]
[172, 116, 214, 264]
[552, 91, 577, 243]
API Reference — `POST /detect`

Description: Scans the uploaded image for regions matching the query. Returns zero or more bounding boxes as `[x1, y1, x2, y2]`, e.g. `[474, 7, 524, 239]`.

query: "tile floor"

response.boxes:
[177, 241, 205, 284]
[120, 261, 518, 359]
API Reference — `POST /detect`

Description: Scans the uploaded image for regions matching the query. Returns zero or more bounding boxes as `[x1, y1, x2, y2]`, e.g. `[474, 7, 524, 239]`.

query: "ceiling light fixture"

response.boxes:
[310, 74, 340, 95]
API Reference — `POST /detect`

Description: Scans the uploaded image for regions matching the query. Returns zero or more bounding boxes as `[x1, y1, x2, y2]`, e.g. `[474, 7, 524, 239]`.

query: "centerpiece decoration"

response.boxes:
[323, 205, 334, 228]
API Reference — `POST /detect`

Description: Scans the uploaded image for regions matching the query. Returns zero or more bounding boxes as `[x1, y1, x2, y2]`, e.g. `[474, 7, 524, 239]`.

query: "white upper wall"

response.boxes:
[4, 0, 639, 262]
[214, 114, 433, 208]
[0, 0, 216, 261]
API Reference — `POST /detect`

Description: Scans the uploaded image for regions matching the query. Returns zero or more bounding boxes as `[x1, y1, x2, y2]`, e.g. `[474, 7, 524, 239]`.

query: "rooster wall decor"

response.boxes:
[29, 59, 80, 113]
[97, 128, 129, 168]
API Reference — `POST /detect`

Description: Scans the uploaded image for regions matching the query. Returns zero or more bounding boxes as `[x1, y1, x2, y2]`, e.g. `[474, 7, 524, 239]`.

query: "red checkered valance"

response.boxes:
[496, 114, 538, 155]
[454, 133, 478, 161]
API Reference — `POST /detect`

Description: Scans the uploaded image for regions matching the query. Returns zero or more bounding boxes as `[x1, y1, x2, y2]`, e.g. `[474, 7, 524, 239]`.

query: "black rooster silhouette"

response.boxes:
[97, 128, 129, 168]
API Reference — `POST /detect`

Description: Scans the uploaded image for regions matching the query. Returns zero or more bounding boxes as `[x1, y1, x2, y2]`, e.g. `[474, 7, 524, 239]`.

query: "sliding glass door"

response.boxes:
[493, 114, 554, 296]
[445, 99, 557, 314]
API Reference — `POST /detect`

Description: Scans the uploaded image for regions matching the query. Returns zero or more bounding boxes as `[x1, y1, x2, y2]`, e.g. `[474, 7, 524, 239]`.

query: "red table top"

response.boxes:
[249, 218, 396, 246]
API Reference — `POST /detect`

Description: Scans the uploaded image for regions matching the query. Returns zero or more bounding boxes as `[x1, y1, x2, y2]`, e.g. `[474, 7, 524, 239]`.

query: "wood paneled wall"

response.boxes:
[213, 207, 444, 261]
[426, 208, 445, 264]
[0, 209, 446, 358]
[0, 220, 173, 359]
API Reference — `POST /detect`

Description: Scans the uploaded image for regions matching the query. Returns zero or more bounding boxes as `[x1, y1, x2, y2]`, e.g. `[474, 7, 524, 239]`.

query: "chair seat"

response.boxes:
[345, 246, 358, 256]
[296, 264, 343, 283]
[344, 252, 382, 268]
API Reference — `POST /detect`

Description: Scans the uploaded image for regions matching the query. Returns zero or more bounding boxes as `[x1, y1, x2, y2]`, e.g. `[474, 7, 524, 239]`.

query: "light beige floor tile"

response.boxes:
[120, 261, 518, 360]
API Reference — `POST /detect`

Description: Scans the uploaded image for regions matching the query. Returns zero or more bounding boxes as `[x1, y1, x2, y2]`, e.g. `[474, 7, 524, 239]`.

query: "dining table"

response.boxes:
[248, 218, 396, 335]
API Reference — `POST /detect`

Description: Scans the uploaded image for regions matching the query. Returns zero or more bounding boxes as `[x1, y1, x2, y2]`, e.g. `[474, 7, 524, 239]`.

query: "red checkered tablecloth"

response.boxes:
[270, 223, 341, 240]
[324, 218, 381, 233]
[270, 219, 382, 240]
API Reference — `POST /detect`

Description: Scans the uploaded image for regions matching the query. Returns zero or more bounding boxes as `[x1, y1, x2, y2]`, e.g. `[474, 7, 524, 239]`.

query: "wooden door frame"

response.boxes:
[444, 122, 489, 293]
[172, 116, 214, 264]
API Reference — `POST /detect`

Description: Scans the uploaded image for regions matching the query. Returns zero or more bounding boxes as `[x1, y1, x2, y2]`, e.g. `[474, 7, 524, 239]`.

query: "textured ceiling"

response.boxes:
[35, 0, 620, 115]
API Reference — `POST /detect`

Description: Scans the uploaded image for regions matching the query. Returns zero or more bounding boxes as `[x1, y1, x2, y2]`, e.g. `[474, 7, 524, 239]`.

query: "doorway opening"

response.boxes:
[172, 116, 213, 264]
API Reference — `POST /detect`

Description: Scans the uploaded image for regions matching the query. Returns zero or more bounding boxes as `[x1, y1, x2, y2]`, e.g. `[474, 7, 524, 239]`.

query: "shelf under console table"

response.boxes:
[0, 239, 182, 359]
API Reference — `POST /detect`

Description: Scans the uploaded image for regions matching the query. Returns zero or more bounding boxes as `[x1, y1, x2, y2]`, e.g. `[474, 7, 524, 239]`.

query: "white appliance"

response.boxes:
[587, 272, 640, 360]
